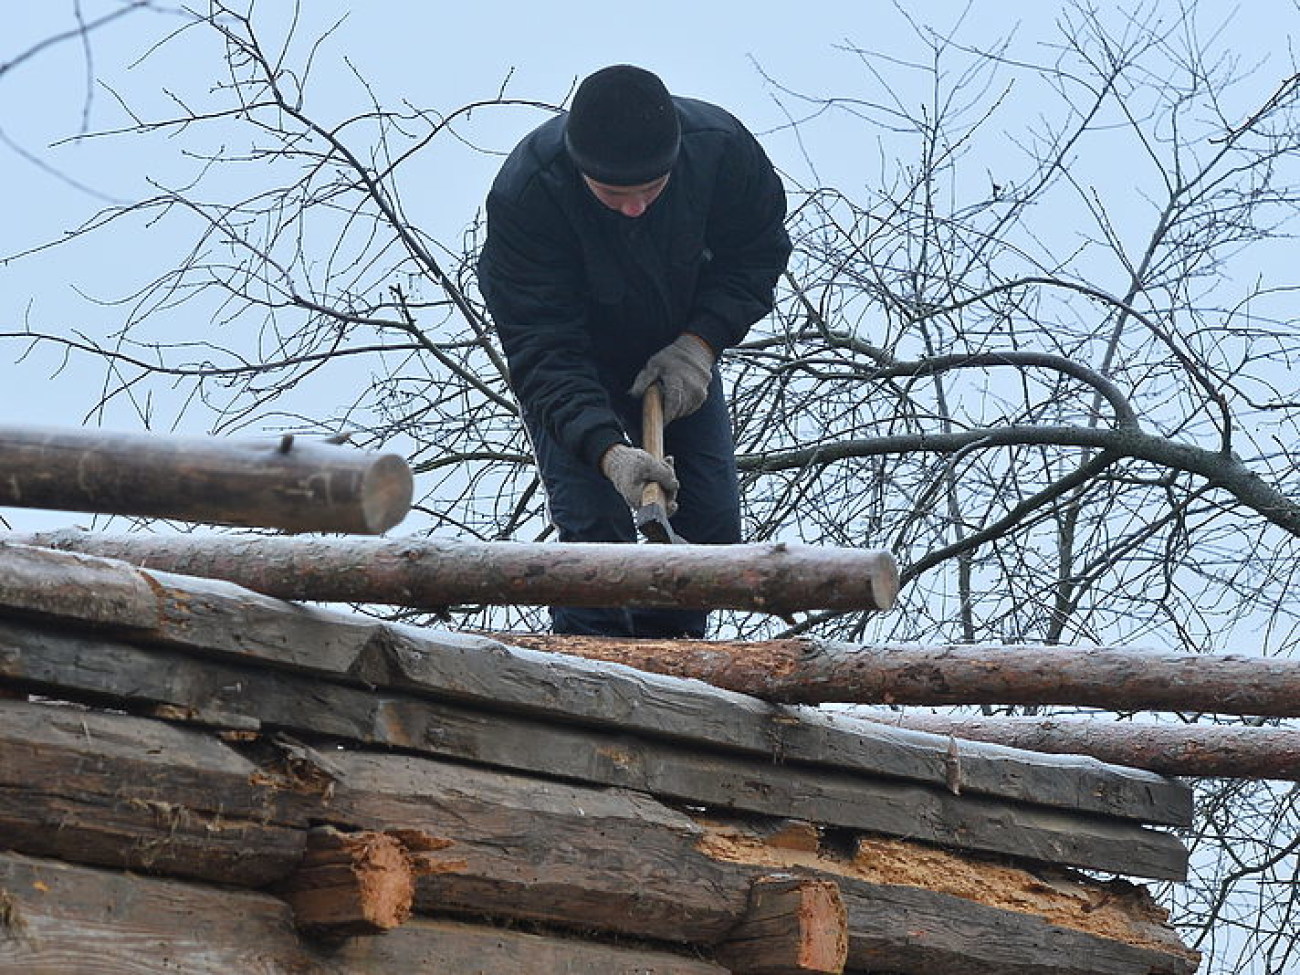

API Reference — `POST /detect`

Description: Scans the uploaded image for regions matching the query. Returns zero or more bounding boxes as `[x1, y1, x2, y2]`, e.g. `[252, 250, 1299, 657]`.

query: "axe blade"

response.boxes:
[635, 499, 687, 544]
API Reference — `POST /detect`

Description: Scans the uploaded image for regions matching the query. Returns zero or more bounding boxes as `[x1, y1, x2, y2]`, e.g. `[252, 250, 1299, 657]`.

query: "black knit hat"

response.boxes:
[565, 65, 681, 186]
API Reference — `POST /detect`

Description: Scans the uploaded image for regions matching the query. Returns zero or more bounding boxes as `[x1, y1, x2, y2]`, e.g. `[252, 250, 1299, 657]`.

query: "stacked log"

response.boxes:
[0, 540, 1201, 973]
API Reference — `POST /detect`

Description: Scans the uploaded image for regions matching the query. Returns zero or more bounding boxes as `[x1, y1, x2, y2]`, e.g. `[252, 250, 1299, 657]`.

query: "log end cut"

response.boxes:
[279, 827, 414, 936]
[359, 452, 415, 534]
[867, 550, 900, 612]
[716, 873, 849, 974]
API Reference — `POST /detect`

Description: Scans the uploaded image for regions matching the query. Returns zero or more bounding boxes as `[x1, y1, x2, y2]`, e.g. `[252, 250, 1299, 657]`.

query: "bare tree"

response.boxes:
[5, 2, 1300, 969]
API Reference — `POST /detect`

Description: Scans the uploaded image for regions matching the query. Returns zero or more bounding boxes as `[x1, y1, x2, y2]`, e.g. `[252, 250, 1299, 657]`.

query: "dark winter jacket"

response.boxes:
[478, 97, 792, 468]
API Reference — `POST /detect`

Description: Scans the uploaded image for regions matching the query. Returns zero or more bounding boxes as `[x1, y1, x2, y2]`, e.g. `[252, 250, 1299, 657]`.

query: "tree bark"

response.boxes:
[862, 712, 1300, 781]
[7, 529, 899, 615]
[505, 634, 1300, 720]
[0, 425, 412, 533]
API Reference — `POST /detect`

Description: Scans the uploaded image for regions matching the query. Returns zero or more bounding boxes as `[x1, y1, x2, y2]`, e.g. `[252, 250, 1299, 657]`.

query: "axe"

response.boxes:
[635, 383, 687, 544]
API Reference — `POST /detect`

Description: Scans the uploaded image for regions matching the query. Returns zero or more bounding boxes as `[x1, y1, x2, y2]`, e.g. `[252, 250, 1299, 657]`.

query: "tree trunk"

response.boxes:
[504, 634, 1300, 720]
[7, 530, 899, 615]
[861, 712, 1300, 781]
[0, 425, 412, 534]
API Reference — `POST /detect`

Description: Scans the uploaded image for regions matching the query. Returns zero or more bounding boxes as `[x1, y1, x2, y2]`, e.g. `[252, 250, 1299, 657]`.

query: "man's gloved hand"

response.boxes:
[600, 444, 679, 513]
[629, 333, 714, 423]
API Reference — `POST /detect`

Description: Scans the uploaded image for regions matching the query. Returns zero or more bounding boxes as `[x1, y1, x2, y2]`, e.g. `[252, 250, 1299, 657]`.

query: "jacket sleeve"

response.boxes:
[478, 188, 629, 469]
[686, 126, 792, 354]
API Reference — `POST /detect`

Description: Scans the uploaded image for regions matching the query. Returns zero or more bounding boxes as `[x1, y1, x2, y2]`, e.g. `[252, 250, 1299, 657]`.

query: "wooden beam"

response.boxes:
[0, 701, 1197, 974]
[0, 543, 1193, 827]
[508, 632, 1300, 718]
[7, 529, 899, 615]
[0, 696, 746, 943]
[279, 826, 415, 935]
[0, 697, 307, 887]
[861, 711, 1300, 781]
[0, 427, 412, 533]
[0, 627, 1189, 879]
[715, 874, 848, 974]
[0, 851, 730, 975]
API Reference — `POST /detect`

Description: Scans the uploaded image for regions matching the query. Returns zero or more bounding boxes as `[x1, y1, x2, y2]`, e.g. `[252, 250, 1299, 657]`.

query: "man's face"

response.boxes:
[583, 173, 670, 218]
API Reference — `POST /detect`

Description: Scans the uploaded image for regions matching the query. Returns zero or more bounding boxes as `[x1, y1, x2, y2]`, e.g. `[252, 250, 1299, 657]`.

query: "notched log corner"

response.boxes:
[278, 826, 417, 937]
[715, 872, 849, 975]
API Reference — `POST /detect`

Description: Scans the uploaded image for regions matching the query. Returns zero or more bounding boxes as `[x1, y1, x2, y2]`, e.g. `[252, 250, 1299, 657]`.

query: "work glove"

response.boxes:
[600, 444, 679, 514]
[629, 333, 714, 423]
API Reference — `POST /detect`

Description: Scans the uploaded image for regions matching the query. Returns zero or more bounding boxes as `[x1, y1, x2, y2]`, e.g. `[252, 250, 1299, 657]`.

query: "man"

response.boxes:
[478, 64, 791, 638]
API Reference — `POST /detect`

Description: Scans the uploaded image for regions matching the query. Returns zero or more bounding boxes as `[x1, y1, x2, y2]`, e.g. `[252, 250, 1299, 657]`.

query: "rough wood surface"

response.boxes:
[0, 698, 307, 886]
[0, 542, 1192, 828]
[701, 826, 1200, 975]
[0, 625, 1188, 879]
[0, 428, 412, 533]
[865, 710, 1300, 781]
[0, 851, 729, 975]
[716, 874, 848, 974]
[510, 631, 1300, 717]
[9, 528, 899, 614]
[0, 701, 1197, 974]
[280, 827, 415, 934]
[0, 542, 158, 629]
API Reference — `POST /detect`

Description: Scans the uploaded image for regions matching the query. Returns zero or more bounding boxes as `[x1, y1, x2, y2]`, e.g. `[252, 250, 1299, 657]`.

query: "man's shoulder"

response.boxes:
[491, 113, 571, 201]
[675, 96, 748, 138]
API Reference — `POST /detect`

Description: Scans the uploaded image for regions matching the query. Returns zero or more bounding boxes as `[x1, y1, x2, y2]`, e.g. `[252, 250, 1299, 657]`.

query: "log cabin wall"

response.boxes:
[0, 541, 1199, 974]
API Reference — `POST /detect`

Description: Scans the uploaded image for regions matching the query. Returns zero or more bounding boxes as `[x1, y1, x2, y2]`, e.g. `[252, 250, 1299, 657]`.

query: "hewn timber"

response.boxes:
[862, 710, 1300, 781]
[0, 426, 412, 534]
[511, 631, 1300, 717]
[0, 542, 1192, 827]
[0, 698, 308, 886]
[715, 874, 848, 974]
[7, 529, 899, 614]
[0, 627, 1187, 878]
[0, 852, 729, 975]
[0, 701, 1198, 975]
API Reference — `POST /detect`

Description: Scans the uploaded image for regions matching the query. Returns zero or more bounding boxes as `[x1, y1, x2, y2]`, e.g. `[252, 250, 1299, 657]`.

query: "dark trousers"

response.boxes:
[527, 372, 741, 638]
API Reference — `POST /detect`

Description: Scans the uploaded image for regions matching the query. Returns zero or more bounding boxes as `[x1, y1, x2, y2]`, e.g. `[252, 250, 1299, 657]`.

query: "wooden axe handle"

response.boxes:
[640, 383, 667, 508]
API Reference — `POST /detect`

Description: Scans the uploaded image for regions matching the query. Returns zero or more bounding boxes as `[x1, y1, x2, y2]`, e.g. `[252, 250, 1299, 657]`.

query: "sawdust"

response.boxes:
[696, 821, 1197, 961]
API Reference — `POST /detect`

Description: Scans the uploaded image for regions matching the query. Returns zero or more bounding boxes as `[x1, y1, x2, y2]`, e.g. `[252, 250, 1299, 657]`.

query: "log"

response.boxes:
[703, 824, 1199, 975]
[0, 700, 1198, 975]
[8, 529, 900, 615]
[508, 633, 1300, 717]
[715, 874, 848, 974]
[280, 826, 416, 935]
[0, 543, 1192, 824]
[0, 425, 412, 533]
[0, 851, 730, 975]
[863, 711, 1300, 781]
[0, 622, 1189, 878]
[0, 697, 308, 886]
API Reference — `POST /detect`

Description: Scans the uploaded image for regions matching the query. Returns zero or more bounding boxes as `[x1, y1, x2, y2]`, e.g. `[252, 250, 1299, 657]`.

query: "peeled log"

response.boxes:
[862, 712, 1300, 781]
[0, 425, 412, 534]
[5, 529, 899, 616]
[502, 635, 1300, 719]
